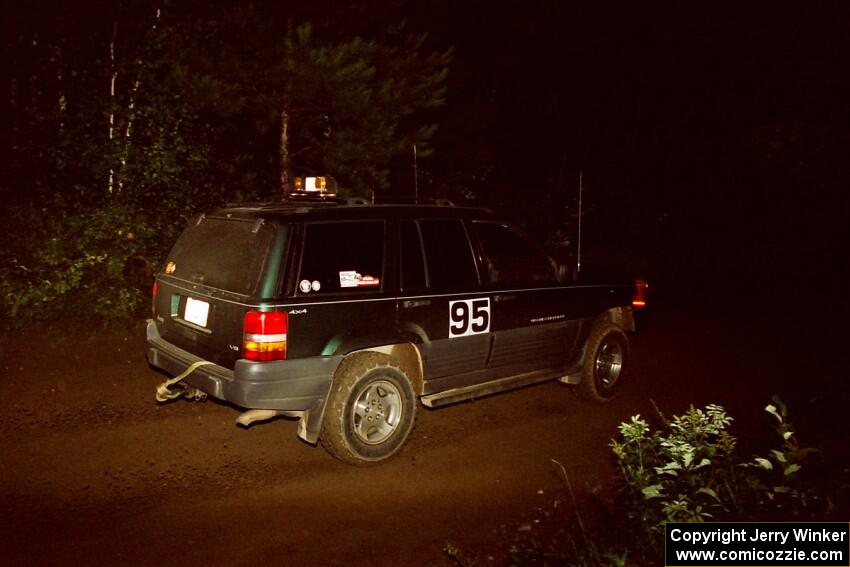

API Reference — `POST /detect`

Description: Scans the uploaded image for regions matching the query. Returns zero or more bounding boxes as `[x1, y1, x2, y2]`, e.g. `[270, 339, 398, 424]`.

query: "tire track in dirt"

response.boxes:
[3, 304, 844, 566]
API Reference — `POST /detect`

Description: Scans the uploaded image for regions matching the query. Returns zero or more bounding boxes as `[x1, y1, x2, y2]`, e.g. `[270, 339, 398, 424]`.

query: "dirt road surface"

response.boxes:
[1, 293, 846, 566]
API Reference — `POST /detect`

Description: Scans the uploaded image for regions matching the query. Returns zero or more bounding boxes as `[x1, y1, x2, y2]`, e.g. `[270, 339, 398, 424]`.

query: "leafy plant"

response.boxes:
[738, 397, 821, 516]
[610, 398, 820, 559]
[443, 399, 828, 567]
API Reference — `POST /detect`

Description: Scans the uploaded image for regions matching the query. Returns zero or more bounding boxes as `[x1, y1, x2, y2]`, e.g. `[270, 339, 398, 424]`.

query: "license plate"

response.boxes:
[184, 297, 210, 328]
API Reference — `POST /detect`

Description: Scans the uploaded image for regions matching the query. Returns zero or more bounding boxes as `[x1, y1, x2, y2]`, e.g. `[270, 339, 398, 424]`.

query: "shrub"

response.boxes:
[473, 398, 827, 567]
[0, 192, 205, 323]
[610, 398, 821, 561]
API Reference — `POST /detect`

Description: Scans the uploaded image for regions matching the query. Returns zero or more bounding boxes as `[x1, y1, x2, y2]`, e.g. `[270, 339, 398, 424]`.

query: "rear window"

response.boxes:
[297, 221, 385, 294]
[165, 216, 276, 295]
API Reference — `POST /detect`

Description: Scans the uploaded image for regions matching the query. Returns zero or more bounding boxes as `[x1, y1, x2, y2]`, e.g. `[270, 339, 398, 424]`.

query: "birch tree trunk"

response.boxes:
[280, 104, 291, 196]
[108, 21, 117, 195]
[9, 53, 19, 163]
[280, 15, 294, 198]
[114, 8, 161, 194]
[56, 45, 66, 137]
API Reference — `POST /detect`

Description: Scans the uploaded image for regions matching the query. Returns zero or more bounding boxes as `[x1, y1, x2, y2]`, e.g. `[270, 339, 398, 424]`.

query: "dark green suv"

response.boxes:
[146, 197, 644, 465]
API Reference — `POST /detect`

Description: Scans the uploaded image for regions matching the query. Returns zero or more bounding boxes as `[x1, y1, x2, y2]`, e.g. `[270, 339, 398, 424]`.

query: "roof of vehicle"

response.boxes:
[208, 196, 496, 223]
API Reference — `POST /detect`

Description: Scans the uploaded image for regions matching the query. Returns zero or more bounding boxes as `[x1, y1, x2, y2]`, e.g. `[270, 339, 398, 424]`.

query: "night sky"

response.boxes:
[424, 1, 849, 314]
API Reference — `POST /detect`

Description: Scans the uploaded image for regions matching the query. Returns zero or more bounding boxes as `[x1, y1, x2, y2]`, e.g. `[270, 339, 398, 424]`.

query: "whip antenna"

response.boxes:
[413, 144, 419, 200]
[576, 169, 583, 280]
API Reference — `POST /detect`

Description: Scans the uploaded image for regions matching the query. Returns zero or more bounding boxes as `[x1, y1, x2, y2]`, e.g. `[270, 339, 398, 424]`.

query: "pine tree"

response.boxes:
[178, 7, 451, 197]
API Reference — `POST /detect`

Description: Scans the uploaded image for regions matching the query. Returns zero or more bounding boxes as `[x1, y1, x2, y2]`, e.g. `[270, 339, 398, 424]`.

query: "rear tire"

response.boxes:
[575, 321, 629, 402]
[320, 352, 417, 466]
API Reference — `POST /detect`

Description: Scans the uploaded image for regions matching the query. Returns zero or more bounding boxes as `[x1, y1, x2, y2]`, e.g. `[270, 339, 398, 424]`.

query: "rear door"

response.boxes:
[397, 218, 491, 394]
[285, 219, 396, 359]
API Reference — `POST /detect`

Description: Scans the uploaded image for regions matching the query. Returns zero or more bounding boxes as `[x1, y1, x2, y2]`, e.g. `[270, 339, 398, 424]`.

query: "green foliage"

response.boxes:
[180, 10, 451, 196]
[478, 399, 827, 567]
[3, 196, 164, 322]
[610, 398, 820, 561]
[2, 5, 237, 324]
[611, 405, 736, 529]
[2, 4, 450, 324]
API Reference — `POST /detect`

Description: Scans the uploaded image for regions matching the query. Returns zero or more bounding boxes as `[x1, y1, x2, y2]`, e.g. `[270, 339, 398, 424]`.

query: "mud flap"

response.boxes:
[155, 360, 215, 402]
[298, 398, 327, 445]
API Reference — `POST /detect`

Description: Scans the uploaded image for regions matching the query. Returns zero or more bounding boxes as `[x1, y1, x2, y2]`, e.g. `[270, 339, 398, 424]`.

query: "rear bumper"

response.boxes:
[145, 320, 342, 412]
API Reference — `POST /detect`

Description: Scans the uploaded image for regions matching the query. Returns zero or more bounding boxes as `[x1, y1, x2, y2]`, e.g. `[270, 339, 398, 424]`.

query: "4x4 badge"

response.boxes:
[165, 261, 176, 274]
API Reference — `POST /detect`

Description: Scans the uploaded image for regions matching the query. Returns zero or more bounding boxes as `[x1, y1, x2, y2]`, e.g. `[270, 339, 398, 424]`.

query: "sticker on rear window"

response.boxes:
[299, 279, 322, 293]
[339, 271, 380, 288]
[339, 271, 358, 288]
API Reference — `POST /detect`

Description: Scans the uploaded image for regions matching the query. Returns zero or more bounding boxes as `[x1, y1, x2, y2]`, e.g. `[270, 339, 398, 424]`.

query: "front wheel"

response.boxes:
[320, 353, 417, 466]
[575, 321, 629, 402]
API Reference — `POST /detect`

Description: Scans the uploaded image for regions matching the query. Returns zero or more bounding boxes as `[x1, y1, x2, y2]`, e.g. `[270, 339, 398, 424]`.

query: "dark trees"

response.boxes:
[177, 7, 450, 197]
[0, 1, 451, 321]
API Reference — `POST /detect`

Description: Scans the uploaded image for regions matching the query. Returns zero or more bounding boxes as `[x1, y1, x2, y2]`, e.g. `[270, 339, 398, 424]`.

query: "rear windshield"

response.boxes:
[165, 216, 276, 295]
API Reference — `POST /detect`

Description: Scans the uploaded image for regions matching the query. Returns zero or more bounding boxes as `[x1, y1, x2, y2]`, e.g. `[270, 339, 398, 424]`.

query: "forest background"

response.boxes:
[2, 0, 847, 321]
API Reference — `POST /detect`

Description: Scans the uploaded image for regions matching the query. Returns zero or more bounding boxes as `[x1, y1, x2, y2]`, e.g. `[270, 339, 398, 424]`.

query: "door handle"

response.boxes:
[403, 299, 431, 308]
[494, 294, 516, 303]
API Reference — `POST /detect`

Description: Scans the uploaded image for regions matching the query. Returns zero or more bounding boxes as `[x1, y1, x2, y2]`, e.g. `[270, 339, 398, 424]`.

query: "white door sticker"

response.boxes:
[449, 298, 491, 337]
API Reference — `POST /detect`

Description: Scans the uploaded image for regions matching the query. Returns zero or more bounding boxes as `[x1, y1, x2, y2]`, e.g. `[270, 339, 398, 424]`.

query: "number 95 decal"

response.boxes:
[449, 298, 491, 337]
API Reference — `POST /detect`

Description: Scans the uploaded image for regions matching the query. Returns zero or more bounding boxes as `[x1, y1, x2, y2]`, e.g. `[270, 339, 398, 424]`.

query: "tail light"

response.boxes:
[151, 280, 159, 318]
[632, 278, 649, 309]
[243, 311, 288, 361]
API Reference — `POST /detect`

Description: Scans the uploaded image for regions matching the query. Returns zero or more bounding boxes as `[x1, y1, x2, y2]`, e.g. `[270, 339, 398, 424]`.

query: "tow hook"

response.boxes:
[155, 360, 215, 402]
[184, 387, 208, 402]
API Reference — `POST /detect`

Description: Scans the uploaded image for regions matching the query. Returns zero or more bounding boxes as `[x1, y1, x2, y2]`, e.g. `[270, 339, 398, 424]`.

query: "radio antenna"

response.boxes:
[575, 169, 583, 280]
[413, 144, 419, 200]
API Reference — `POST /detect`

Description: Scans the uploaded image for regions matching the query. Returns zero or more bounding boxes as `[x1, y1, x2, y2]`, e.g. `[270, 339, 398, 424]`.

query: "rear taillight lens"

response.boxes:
[243, 311, 288, 361]
[632, 278, 649, 309]
[151, 280, 159, 318]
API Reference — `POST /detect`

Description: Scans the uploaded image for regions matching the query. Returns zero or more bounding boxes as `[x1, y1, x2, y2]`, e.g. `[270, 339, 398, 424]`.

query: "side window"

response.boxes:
[400, 220, 427, 291]
[298, 221, 384, 294]
[418, 219, 479, 289]
[473, 222, 556, 285]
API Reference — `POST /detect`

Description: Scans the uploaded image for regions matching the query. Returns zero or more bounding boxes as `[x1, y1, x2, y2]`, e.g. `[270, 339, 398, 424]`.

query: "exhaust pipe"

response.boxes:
[235, 409, 283, 427]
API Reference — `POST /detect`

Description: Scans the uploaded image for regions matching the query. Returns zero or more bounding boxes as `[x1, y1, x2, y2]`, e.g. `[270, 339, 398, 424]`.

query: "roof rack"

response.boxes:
[285, 191, 343, 202]
[363, 195, 457, 207]
[226, 194, 460, 209]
